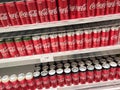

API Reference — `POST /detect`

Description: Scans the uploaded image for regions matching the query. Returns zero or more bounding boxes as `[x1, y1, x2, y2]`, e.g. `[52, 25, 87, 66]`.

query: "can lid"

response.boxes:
[2, 75, 9, 83]
[75, 30, 83, 35]
[72, 67, 79, 73]
[10, 74, 17, 82]
[5, 38, 13, 42]
[33, 71, 40, 77]
[35, 66, 41, 71]
[42, 66, 49, 70]
[78, 61, 85, 66]
[109, 62, 117, 67]
[32, 36, 40, 40]
[25, 72, 33, 80]
[14, 37, 22, 42]
[41, 71, 48, 77]
[18, 73, 25, 81]
[102, 63, 110, 69]
[95, 64, 102, 70]
[117, 61, 120, 66]
[50, 65, 56, 70]
[64, 63, 70, 68]
[79, 66, 87, 72]
[56, 69, 63, 74]
[23, 36, 31, 40]
[93, 60, 99, 64]
[49, 70, 56, 76]
[62, 60, 68, 64]
[57, 63, 63, 68]
[100, 59, 107, 63]
[71, 62, 78, 67]
[49, 34, 57, 38]
[41, 35, 49, 39]
[64, 68, 71, 74]
[85, 60, 92, 65]
[49, 62, 55, 65]
[87, 65, 94, 71]
[107, 58, 113, 62]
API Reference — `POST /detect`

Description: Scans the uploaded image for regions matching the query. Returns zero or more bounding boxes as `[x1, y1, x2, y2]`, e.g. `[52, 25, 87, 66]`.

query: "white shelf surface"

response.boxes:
[0, 14, 120, 33]
[0, 45, 120, 68]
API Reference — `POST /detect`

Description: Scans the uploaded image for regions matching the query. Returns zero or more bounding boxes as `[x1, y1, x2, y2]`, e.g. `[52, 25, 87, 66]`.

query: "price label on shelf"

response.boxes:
[40, 55, 54, 63]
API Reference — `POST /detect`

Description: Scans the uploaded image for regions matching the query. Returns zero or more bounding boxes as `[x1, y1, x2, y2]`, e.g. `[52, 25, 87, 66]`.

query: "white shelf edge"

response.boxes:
[0, 14, 120, 33]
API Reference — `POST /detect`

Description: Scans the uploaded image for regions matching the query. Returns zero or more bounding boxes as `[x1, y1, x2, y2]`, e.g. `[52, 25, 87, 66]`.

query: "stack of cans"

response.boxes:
[1, 54, 120, 90]
[0, 0, 120, 27]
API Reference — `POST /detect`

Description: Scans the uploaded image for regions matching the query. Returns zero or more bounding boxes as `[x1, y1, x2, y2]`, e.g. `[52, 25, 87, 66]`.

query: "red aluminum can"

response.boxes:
[77, 0, 87, 18]
[5, 38, 19, 57]
[106, 0, 116, 14]
[49, 70, 57, 88]
[41, 35, 51, 53]
[46, 0, 58, 21]
[87, 65, 94, 83]
[0, 76, 4, 90]
[0, 20, 3, 27]
[15, 1, 31, 24]
[72, 67, 79, 85]
[26, 0, 40, 24]
[79, 66, 87, 84]
[58, 33, 67, 51]
[56, 68, 65, 87]
[75, 30, 84, 49]
[14, 37, 27, 56]
[32, 36, 43, 54]
[67, 32, 75, 50]
[0, 39, 11, 58]
[87, 0, 96, 17]
[23, 36, 35, 55]
[58, 0, 69, 20]
[116, 0, 120, 13]
[118, 26, 120, 44]
[102, 63, 110, 81]
[41, 71, 50, 89]
[84, 30, 92, 48]
[49, 34, 59, 52]
[94, 64, 102, 82]
[96, 0, 106, 16]
[116, 61, 120, 79]
[0, 3, 11, 27]
[5, 2, 21, 25]
[36, 0, 49, 22]
[64, 68, 72, 86]
[114, 27, 119, 45]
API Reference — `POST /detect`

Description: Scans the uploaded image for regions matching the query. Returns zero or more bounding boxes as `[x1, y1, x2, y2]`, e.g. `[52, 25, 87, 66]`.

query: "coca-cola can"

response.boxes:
[56, 68, 65, 87]
[87, 65, 94, 83]
[79, 66, 87, 84]
[42, 65, 49, 71]
[50, 64, 56, 70]
[26, 0, 40, 23]
[58, 0, 69, 20]
[41, 71, 50, 89]
[46, 0, 58, 21]
[41, 35, 51, 53]
[5, 38, 19, 57]
[5, 1, 21, 25]
[106, 57, 113, 62]
[49, 70, 57, 88]
[64, 63, 70, 68]
[94, 64, 102, 82]
[15, 1, 31, 24]
[102, 63, 110, 81]
[0, 20, 3, 27]
[100, 59, 107, 64]
[114, 57, 120, 62]
[0, 3, 11, 27]
[57, 63, 63, 69]
[116, 61, 120, 79]
[36, 0, 49, 22]
[23, 36, 35, 55]
[0, 76, 4, 90]
[71, 62, 78, 67]
[93, 59, 100, 65]
[64, 68, 72, 86]
[72, 67, 79, 85]
[78, 60, 85, 66]
[116, 0, 120, 13]
[85, 60, 92, 66]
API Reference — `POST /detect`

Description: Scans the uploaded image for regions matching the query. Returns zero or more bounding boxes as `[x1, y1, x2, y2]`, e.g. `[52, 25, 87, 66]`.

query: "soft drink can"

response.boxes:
[78, 61, 85, 66]
[87, 65, 94, 83]
[72, 67, 79, 85]
[57, 63, 63, 69]
[50, 65, 56, 70]
[64, 63, 70, 68]
[100, 59, 107, 64]
[71, 62, 78, 67]
[116, 0, 120, 13]
[116, 61, 120, 79]
[0, 76, 4, 90]
[42, 65, 49, 71]
[85, 60, 92, 66]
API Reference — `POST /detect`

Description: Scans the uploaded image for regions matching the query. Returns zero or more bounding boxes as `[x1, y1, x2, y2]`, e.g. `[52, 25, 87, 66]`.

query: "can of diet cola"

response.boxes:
[5, 1, 21, 25]
[87, 65, 94, 83]
[15, 1, 31, 24]
[72, 67, 79, 85]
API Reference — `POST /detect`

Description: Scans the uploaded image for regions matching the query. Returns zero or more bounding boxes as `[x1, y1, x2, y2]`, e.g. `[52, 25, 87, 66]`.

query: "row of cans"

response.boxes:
[0, 54, 120, 90]
[0, 0, 120, 27]
[0, 26, 120, 59]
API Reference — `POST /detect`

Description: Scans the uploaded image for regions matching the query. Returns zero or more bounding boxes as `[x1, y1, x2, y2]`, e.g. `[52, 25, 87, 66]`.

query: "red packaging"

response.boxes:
[114, 27, 119, 44]
[58, 0, 69, 20]
[49, 70, 57, 88]
[56, 69, 65, 87]
[64, 68, 72, 86]
[15, 1, 31, 24]
[116, 0, 120, 13]
[41, 71, 51, 89]
[14, 37, 27, 56]
[94, 64, 102, 82]
[76, 0, 87, 18]
[0, 39, 11, 58]
[0, 3, 11, 27]
[26, 0, 40, 23]
[0, 77, 4, 90]
[92, 29, 101, 47]
[36, 0, 49, 22]
[87, 0, 96, 17]
[32, 36, 43, 54]
[72, 67, 79, 85]
[5, 2, 21, 25]
[87, 65, 94, 83]
[23, 36, 35, 55]
[46, 0, 58, 21]
[58, 33, 67, 51]
[116, 61, 120, 79]
[5, 38, 19, 57]
[75, 30, 84, 49]
[67, 32, 75, 50]
[84, 30, 92, 48]
[118, 26, 120, 44]
[106, 0, 116, 14]
[41, 35, 51, 53]
[96, 0, 106, 16]
[69, 0, 77, 19]
[49, 34, 59, 52]
[79, 66, 87, 84]
[0, 20, 3, 27]
[101, 28, 109, 46]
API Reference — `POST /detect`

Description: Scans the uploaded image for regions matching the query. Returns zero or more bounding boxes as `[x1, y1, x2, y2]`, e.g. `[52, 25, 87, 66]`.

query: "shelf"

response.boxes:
[0, 45, 120, 68]
[0, 14, 120, 33]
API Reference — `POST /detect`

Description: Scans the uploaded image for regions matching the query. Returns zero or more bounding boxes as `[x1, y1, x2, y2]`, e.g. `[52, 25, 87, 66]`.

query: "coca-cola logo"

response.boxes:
[76, 4, 86, 11]
[85, 39, 91, 43]
[116, 0, 120, 6]
[43, 43, 50, 48]
[51, 80, 57, 83]
[93, 38, 100, 42]
[9, 12, 19, 19]
[26, 45, 34, 50]
[76, 40, 83, 44]
[58, 79, 64, 82]
[59, 7, 68, 14]
[60, 41, 67, 46]
[51, 42, 58, 47]
[34, 44, 42, 49]
[21, 83, 27, 87]
[96, 2, 106, 9]
[48, 8, 57, 15]
[87, 76, 93, 79]
[14, 84, 19, 88]
[49, 0, 55, 2]
[70, 6, 76, 11]
[102, 37, 108, 41]
[36, 81, 42, 85]
[43, 81, 49, 84]
[8, 47, 16, 52]
[73, 77, 79, 81]
[28, 82, 34, 86]
[0, 47, 8, 53]
[29, 10, 38, 17]
[110, 72, 115, 75]
[89, 2, 96, 10]
[0, 13, 8, 20]
[38, 8, 48, 16]
[80, 77, 86, 80]
[66, 78, 71, 81]
[95, 75, 101, 78]
[103, 74, 109, 77]
[19, 11, 29, 18]
[111, 35, 118, 40]
[17, 46, 26, 52]
[107, 1, 116, 7]
[68, 40, 75, 45]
